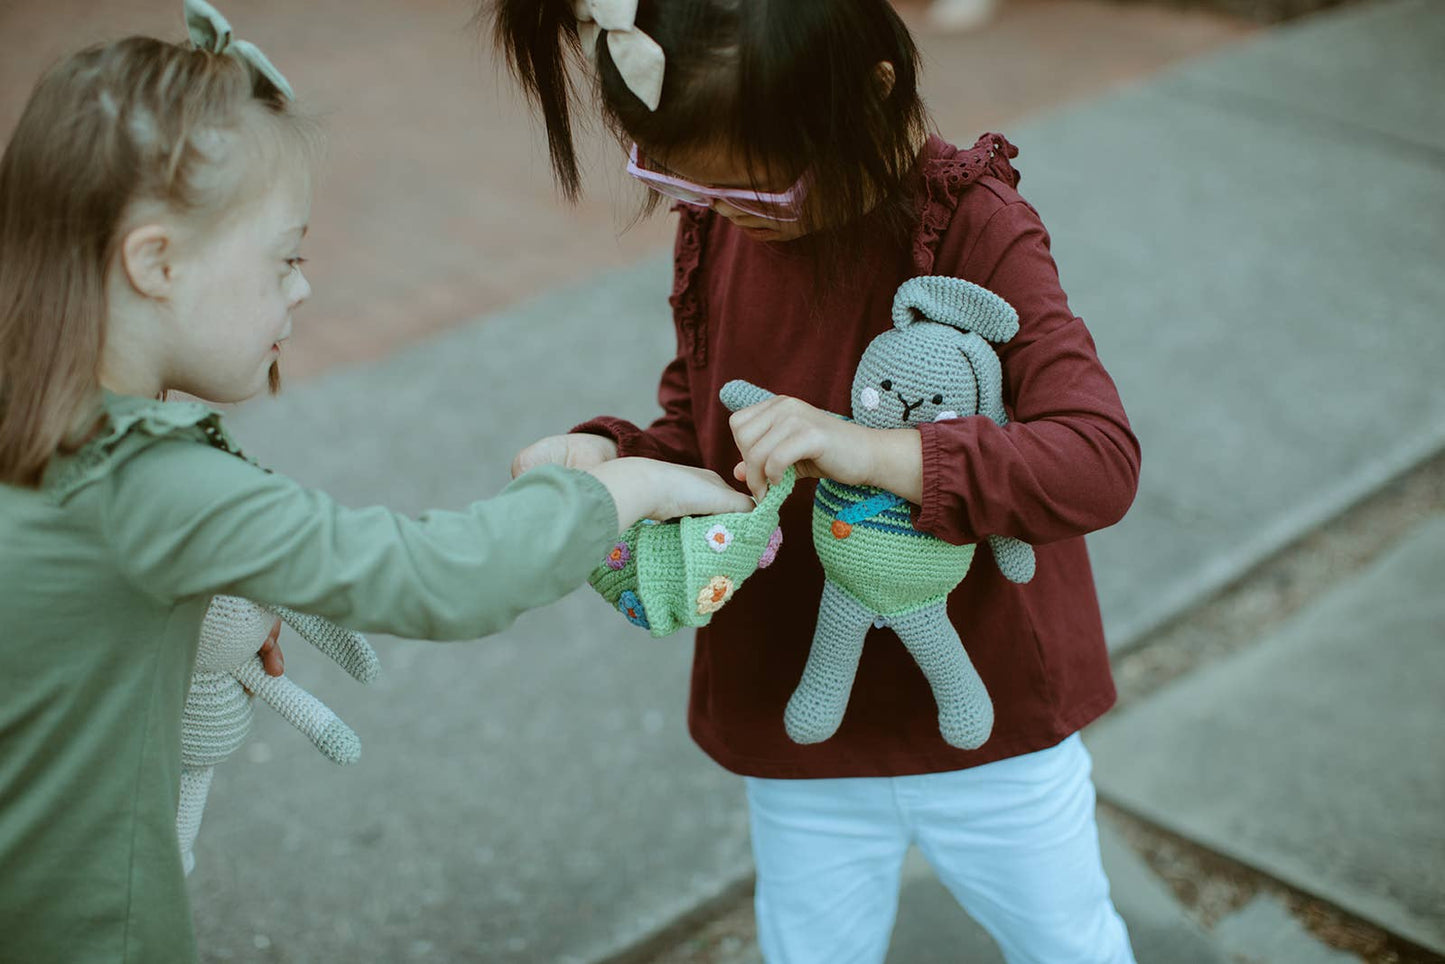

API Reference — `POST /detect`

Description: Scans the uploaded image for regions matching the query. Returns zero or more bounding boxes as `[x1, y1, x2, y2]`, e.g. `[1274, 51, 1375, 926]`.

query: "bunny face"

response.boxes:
[851, 321, 999, 430]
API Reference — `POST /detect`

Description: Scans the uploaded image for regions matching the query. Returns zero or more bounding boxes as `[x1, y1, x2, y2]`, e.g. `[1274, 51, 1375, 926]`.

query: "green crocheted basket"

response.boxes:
[589, 468, 796, 637]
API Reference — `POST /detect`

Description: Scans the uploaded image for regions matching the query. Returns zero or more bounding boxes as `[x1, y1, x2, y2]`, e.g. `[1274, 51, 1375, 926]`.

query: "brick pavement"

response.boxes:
[0, 0, 1251, 379]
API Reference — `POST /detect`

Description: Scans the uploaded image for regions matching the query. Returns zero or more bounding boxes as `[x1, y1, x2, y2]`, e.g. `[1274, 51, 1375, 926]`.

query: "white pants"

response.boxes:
[745, 735, 1135, 964]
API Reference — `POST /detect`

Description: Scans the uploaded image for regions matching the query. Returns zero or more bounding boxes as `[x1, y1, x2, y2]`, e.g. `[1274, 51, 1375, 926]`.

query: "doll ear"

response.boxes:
[270, 606, 379, 685]
[958, 334, 1008, 426]
[891, 276, 1020, 344]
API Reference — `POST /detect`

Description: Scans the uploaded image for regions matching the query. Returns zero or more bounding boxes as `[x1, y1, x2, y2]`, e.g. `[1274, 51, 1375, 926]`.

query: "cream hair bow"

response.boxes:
[574, 0, 665, 111]
[184, 0, 295, 101]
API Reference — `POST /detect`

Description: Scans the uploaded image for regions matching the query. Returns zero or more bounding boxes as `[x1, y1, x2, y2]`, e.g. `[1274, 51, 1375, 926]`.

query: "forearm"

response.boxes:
[105, 446, 619, 641]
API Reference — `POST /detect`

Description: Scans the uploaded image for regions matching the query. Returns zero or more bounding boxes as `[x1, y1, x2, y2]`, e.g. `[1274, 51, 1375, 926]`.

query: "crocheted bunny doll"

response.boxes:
[178, 596, 379, 874]
[720, 276, 1035, 750]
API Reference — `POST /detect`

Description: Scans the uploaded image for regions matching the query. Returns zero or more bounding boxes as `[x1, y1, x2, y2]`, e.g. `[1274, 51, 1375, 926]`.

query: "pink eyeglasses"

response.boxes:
[626, 144, 808, 222]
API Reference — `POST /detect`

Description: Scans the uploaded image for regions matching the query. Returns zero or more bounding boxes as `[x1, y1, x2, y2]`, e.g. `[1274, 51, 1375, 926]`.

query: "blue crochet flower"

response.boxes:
[618, 591, 650, 629]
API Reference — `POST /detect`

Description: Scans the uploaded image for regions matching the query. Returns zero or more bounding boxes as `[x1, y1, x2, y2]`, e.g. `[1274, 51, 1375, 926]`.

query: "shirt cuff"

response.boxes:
[911, 420, 975, 546]
[571, 417, 646, 459]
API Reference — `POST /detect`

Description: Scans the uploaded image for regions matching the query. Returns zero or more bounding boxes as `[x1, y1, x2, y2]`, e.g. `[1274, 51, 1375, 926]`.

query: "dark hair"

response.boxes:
[0, 37, 311, 487]
[488, 0, 929, 253]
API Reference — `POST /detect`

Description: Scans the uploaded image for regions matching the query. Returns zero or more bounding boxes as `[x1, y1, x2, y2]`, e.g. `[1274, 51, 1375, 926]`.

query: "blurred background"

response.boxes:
[2, 0, 1441, 961]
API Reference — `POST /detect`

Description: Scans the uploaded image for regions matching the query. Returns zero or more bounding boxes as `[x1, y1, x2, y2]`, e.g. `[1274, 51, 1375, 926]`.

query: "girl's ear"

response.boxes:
[873, 61, 897, 99]
[119, 224, 173, 300]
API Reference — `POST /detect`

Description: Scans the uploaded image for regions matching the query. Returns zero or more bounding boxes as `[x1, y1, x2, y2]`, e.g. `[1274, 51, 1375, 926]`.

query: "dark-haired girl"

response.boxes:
[496, 2, 1140, 960]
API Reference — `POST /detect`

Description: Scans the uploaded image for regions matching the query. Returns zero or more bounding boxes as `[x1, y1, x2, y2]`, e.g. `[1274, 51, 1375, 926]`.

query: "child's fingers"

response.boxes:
[258, 619, 284, 677]
[740, 421, 802, 499]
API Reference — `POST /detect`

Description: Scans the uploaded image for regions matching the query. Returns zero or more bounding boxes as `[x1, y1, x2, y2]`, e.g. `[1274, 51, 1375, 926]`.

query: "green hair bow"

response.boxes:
[184, 0, 294, 101]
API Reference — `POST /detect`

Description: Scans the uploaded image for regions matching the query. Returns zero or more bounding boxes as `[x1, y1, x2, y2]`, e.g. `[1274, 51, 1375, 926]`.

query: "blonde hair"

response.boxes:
[0, 36, 315, 487]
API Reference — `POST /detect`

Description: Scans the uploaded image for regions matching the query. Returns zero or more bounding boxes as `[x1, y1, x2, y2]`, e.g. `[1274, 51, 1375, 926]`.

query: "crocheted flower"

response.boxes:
[758, 527, 784, 568]
[618, 591, 649, 629]
[696, 576, 734, 615]
[604, 542, 631, 570]
[704, 524, 734, 553]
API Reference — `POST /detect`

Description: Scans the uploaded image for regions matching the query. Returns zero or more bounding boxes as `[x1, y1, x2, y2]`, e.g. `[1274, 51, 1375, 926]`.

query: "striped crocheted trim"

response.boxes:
[814, 480, 925, 538]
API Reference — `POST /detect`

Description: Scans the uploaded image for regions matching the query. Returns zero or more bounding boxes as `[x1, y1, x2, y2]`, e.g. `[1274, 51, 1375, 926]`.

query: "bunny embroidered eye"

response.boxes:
[880, 379, 893, 391]
[931, 393, 944, 405]
[860, 387, 881, 410]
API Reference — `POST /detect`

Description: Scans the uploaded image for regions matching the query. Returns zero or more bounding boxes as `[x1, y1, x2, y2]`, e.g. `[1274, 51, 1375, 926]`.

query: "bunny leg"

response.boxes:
[987, 534, 1036, 584]
[233, 657, 362, 765]
[269, 606, 380, 684]
[177, 765, 214, 876]
[784, 580, 875, 745]
[890, 603, 994, 750]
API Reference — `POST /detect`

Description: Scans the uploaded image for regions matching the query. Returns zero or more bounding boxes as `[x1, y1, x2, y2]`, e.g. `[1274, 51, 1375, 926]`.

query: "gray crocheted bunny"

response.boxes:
[178, 597, 379, 874]
[721, 276, 1035, 750]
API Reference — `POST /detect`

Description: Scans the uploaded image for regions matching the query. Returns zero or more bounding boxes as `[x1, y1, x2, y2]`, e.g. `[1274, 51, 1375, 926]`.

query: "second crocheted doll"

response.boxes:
[178, 597, 378, 874]
[721, 276, 1035, 750]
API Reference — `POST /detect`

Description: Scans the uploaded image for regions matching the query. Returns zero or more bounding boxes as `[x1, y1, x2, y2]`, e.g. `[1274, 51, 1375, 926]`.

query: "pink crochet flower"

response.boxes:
[604, 542, 631, 570]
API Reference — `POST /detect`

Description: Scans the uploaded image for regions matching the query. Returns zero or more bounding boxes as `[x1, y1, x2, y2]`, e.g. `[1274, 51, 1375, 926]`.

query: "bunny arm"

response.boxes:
[232, 656, 362, 765]
[269, 606, 379, 684]
[719, 379, 778, 413]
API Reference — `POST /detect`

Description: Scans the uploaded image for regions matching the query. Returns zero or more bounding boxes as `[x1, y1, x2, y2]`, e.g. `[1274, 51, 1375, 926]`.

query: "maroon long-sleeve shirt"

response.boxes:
[576, 134, 1140, 778]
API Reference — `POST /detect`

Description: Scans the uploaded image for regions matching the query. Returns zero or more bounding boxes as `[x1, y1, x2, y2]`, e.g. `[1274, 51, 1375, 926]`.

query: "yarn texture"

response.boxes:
[721, 276, 1037, 750]
[177, 597, 378, 874]
[589, 468, 795, 637]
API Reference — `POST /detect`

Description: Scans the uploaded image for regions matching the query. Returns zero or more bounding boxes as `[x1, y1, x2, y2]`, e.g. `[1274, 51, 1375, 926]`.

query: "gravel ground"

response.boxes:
[608, 451, 1445, 964]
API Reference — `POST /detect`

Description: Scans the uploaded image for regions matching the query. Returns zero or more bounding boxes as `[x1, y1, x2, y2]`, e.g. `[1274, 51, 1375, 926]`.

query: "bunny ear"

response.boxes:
[957, 334, 1010, 426]
[891, 276, 1020, 344]
[270, 606, 380, 685]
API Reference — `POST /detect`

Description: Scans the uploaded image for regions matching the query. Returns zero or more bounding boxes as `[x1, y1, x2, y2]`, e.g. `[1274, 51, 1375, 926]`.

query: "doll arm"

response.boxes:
[270, 606, 379, 685]
[232, 656, 361, 765]
[718, 379, 776, 412]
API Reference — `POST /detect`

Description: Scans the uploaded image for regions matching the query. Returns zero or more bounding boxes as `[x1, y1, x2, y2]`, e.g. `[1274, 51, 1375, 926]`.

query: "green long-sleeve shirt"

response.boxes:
[0, 393, 618, 963]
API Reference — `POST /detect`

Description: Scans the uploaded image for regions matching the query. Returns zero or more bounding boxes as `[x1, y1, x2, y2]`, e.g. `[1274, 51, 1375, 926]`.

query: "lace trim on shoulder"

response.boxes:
[48, 396, 254, 502]
[913, 133, 1020, 275]
[668, 204, 714, 368]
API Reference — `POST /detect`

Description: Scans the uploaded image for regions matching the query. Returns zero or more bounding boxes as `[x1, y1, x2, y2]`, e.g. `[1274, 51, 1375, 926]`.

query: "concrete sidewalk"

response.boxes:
[176, 0, 1444, 960]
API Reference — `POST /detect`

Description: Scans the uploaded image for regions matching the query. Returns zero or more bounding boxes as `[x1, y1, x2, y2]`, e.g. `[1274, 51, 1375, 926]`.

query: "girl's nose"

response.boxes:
[289, 270, 312, 308]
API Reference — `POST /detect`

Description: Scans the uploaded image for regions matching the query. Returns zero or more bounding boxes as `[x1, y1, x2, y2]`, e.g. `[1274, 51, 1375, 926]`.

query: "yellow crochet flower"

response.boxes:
[696, 575, 735, 615]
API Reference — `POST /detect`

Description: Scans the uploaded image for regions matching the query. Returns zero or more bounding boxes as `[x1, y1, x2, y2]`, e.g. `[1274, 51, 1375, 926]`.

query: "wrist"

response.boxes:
[585, 458, 650, 531]
[862, 428, 924, 503]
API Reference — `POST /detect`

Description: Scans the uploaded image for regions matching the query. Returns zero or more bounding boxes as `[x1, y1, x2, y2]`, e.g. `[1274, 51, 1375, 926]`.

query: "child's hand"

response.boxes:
[729, 396, 869, 498]
[242, 618, 285, 695]
[512, 433, 619, 478]
[588, 458, 754, 529]
[729, 396, 925, 502]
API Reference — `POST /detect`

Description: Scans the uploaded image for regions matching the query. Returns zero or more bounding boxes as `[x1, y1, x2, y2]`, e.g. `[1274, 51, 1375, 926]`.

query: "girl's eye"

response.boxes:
[932, 394, 944, 405]
[285, 257, 308, 271]
[880, 379, 893, 391]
